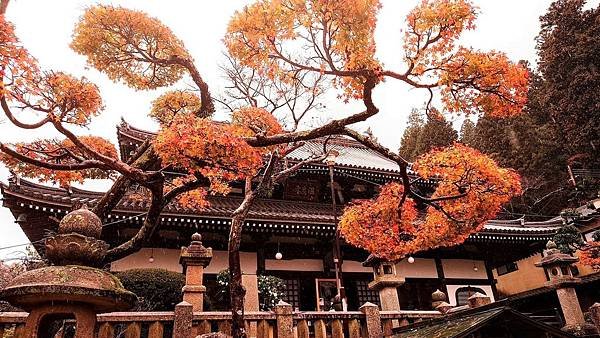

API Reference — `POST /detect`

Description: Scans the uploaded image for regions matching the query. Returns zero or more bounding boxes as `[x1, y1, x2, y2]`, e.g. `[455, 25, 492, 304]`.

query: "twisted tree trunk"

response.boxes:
[229, 216, 247, 338]
[0, 0, 9, 15]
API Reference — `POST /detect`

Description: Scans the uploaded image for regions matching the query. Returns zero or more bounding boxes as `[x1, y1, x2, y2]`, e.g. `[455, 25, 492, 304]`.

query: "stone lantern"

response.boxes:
[0, 207, 136, 338]
[535, 240, 596, 335]
[180, 232, 213, 311]
[364, 256, 404, 312]
[431, 289, 447, 309]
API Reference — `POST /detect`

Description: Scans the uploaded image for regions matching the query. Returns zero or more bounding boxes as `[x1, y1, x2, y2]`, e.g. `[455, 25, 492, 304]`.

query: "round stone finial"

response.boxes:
[191, 232, 202, 242]
[58, 207, 102, 238]
[432, 289, 447, 302]
[546, 240, 558, 250]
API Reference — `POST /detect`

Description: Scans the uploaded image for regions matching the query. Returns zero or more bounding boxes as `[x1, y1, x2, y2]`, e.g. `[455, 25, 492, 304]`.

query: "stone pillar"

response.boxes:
[275, 300, 293, 338]
[590, 303, 600, 333]
[242, 274, 260, 311]
[359, 302, 383, 338]
[180, 233, 213, 312]
[243, 274, 259, 337]
[365, 260, 404, 311]
[535, 240, 596, 335]
[173, 301, 193, 338]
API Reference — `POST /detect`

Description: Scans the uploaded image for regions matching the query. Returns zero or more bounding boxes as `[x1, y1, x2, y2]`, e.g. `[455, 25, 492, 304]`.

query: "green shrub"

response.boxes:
[217, 269, 286, 311]
[115, 268, 185, 311]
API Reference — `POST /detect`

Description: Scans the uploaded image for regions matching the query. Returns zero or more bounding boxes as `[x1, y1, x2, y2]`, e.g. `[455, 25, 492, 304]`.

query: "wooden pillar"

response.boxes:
[484, 261, 498, 300]
[180, 233, 213, 312]
[434, 257, 448, 295]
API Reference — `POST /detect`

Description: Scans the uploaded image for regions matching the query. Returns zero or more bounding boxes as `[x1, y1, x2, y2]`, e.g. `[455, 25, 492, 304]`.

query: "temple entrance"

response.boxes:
[315, 278, 339, 311]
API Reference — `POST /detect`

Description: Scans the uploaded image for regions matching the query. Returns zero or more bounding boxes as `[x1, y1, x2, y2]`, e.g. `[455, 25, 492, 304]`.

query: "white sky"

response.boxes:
[0, 0, 573, 259]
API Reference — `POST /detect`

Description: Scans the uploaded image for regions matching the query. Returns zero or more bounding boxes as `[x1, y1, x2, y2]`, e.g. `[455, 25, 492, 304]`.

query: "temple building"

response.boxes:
[1, 121, 595, 314]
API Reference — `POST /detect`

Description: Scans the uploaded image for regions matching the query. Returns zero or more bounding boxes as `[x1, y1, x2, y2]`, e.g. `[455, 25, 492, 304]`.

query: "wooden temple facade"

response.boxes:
[0, 121, 574, 313]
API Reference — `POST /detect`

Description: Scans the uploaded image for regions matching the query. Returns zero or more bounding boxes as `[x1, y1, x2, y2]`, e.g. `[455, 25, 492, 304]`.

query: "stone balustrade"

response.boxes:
[0, 304, 443, 338]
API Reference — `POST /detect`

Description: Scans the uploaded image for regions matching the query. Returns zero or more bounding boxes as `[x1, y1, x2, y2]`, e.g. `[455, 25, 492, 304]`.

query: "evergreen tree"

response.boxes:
[414, 115, 457, 157]
[399, 109, 457, 161]
[536, 0, 600, 161]
[459, 119, 476, 145]
[399, 109, 424, 161]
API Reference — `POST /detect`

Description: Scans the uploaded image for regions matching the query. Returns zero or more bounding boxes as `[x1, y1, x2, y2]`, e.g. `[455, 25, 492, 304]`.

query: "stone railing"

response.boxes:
[0, 302, 443, 338]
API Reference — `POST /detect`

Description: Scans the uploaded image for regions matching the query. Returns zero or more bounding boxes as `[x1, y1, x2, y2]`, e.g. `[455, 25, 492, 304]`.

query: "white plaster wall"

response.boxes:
[343, 260, 373, 273]
[265, 258, 323, 272]
[111, 248, 257, 274]
[441, 259, 487, 279]
[445, 284, 495, 306]
[205, 250, 257, 274]
[395, 258, 438, 278]
[585, 231, 595, 242]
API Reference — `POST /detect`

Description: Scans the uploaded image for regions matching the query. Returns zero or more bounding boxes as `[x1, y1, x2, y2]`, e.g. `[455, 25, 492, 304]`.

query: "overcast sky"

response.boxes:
[0, 0, 581, 260]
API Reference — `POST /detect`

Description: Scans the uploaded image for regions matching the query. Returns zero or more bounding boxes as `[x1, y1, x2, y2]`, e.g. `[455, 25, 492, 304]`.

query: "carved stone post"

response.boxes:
[359, 302, 383, 338]
[180, 233, 213, 312]
[275, 300, 293, 338]
[535, 240, 596, 335]
[173, 301, 193, 338]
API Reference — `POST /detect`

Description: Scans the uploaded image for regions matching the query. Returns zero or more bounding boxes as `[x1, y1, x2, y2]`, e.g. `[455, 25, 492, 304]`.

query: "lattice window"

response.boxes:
[356, 280, 380, 306]
[281, 279, 300, 310]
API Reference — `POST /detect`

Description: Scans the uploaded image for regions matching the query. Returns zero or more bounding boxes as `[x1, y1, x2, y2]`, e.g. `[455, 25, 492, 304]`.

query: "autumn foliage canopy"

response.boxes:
[340, 144, 522, 260]
[0, 0, 528, 264]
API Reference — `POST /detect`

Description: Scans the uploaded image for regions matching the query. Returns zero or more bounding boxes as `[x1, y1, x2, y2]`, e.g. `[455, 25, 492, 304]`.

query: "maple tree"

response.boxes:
[580, 236, 600, 271]
[0, 1, 528, 337]
[340, 144, 522, 260]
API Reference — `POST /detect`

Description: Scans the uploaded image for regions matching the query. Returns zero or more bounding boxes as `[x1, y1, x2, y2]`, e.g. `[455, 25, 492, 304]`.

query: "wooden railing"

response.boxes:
[0, 303, 443, 338]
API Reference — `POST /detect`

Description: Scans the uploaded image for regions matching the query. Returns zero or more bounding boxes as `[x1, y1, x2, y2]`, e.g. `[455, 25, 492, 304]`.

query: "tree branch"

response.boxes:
[0, 142, 109, 171]
[1, 97, 51, 129]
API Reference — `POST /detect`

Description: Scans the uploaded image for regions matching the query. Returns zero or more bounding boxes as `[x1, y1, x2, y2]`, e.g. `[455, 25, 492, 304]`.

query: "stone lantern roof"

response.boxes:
[535, 240, 579, 268]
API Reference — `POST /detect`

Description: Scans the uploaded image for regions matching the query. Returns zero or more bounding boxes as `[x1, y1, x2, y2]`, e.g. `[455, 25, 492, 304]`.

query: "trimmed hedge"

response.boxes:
[115, 268, 185, 311]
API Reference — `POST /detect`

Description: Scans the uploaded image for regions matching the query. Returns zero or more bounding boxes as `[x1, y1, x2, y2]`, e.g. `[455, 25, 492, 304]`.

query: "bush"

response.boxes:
[115, 268, 185, 311]
[216, 269, 286, 311]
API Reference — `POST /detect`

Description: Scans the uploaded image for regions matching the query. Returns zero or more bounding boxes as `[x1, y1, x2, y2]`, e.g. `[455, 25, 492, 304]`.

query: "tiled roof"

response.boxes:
[393, 306, 574, 338]
[117, 120, 413, 176]
[1, 178, 565, 241]
[1, 178, 336, 225]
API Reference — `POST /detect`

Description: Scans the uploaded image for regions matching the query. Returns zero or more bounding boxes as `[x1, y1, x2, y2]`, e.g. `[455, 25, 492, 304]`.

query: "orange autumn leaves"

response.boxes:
[71, 5, 190, 90]
[580, 242, 600, 270]
[403, 0, 477, 76]
[0, 136, 118, 187]
[0, 15, 38, 98]
[154, 107, 283, 207]
[439, 49, 529, 118]
[226, 0, 528, 117]
[1, 17, 102, 125]
[339, 144, 522, 260]
[225, 0, 381, 99]
[580, 231, 600, 270]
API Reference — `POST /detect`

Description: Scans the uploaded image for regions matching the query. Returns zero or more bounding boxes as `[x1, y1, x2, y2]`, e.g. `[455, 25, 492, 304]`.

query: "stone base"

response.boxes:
[23, 303, 96, 338]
